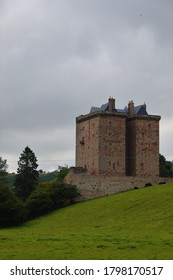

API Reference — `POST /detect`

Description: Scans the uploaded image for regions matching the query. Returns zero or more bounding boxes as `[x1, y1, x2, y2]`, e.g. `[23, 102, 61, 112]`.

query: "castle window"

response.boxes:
[80, 137, 85, 145]
[113, 163, 115, 170]
[109, 161, 111, 166]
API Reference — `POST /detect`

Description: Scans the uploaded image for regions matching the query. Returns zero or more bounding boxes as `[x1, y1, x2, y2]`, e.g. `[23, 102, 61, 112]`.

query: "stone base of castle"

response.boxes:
[65, 168, 173, 201]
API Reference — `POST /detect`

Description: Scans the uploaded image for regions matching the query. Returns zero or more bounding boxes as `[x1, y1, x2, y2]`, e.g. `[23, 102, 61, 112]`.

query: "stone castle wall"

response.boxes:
[65, 168, 173, 201]
[99, 114, 126, 176]
[76, 111, 160, 177]
[126, 117, 160, 176]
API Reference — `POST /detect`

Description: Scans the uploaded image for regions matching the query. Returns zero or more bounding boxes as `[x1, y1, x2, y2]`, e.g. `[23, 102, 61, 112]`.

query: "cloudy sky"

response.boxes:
[0, 0, 173, 172]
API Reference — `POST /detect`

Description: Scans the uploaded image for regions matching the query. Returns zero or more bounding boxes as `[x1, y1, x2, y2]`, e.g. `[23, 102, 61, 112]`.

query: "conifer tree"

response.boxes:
[14, 146, 38, 201]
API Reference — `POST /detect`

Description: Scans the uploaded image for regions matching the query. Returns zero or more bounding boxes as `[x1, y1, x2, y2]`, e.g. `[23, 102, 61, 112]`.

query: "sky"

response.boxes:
[0, 0, 173, 172]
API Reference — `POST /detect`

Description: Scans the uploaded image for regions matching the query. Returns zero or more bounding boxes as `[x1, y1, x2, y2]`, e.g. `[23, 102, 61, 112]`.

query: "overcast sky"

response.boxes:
[0, 0, 173, 172]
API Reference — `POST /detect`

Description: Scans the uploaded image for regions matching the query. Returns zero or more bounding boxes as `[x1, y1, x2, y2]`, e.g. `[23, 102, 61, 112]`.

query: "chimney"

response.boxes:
[128, 100, 134, 114]
[108, 97, 115, 111]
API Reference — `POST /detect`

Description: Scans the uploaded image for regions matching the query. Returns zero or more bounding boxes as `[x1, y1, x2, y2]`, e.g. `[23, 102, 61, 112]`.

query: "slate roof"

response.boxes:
[90, 103, 148, 115]
[134, 105, 148, 115]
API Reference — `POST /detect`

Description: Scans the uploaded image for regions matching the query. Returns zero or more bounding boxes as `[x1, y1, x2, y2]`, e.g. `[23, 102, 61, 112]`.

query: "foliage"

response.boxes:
[6, 173, 16, 188]
[0, 156, 8, 181]
[14, 146, 39, 201]
[26, 188, 54, 219]
[38, 171, 56, 184]
[0, 182, 26, 227]
[48, 182, 80, 208]
[0, 183, 173, 259]
[55, 166, 69, 182]
[0, 156, 8, 176]
[159, 154, 173, 177]
[26, 182, 80, 219]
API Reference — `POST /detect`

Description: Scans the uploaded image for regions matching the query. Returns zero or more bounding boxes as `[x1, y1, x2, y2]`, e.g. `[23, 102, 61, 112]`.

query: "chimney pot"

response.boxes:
[108, 97, 115, 111]
[128, 100, 134, 114]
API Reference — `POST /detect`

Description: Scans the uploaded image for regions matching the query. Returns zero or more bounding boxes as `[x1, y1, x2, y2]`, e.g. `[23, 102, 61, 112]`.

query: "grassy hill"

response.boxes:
[0, 183, 173, 260]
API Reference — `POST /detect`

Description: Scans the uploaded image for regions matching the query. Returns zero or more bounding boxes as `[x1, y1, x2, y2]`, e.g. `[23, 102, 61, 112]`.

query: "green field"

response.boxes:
[0, 183, 173, 260]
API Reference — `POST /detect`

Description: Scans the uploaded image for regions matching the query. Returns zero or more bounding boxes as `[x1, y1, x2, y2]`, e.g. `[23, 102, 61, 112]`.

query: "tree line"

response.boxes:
[0, 148, 172, 228]
[159, 154, 173, 178]
[0, 147, 80, 228]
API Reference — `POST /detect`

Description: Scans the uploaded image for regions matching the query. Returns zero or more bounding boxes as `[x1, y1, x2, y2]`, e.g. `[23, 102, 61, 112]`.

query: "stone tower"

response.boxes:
[76, 98, 161, 177]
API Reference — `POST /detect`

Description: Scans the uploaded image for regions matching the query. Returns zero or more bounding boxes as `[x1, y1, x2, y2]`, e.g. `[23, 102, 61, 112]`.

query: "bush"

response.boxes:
[49, 182, 80, 209]
[55, 166, 69, 183]
[26, 182, 80, 219]
[26, 188, 54, 219]
[159, 154, 173, 178]
[0, 182, 26, 227]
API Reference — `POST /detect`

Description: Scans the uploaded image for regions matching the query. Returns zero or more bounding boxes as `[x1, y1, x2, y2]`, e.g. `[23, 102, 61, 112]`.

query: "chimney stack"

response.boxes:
[108, 97, 115, 111]
[128, 100, 134, 115]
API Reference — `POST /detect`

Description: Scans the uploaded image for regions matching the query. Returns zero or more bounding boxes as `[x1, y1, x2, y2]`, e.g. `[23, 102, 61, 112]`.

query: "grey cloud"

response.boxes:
[1, 0, 173, 171]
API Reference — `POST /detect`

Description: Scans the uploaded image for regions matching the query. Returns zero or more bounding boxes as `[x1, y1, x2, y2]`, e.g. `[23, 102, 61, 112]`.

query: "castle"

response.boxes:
[76, 97, 161, 177]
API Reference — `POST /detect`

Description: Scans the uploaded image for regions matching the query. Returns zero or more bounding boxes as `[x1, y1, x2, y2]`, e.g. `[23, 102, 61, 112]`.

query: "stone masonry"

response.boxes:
[65, 168, 173, 201]
[76, 97, 161, 177]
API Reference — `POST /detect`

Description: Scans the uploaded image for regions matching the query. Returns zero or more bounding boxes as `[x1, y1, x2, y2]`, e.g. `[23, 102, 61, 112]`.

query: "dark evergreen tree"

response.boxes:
[14, 146, 39, 201]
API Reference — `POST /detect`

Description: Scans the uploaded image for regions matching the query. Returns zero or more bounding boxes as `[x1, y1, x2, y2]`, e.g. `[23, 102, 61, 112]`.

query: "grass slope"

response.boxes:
[0, 183, 173, 260]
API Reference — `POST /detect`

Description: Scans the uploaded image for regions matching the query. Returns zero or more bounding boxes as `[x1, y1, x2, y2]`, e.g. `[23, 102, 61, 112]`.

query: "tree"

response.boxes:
[14, 146, 39, 201]
[55, 165, 69, 182]
[26, 188, 54, 219]
[159, 154, 173, 178]
[0, 181, 26, 227]
[26, 182, 80, 219]
[48, 182, 80, 208]
[0, 156, 8, 181]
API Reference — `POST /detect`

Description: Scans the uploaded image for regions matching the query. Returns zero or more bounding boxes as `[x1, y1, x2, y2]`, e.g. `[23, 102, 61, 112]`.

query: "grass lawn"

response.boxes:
[0, 183, 173, 260]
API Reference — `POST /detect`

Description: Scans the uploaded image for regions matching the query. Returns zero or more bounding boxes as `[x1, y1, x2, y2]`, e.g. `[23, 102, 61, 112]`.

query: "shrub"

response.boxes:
[49, 182, 80, 209]
[26, 182, 80, 219]
[0, 182, 26, 227]
[26, 188, 54, 219]
[55, 166, 69, 183]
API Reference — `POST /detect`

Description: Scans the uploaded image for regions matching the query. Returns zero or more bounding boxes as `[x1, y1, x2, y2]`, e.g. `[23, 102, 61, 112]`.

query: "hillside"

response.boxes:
[0, 183, 173, 260]
[6, 172, 56, 188]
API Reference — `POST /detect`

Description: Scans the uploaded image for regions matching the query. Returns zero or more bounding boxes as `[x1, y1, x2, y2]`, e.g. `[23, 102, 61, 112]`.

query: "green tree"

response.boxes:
[159, 154, 173, 177]
[49, 182, 80, 208]
[26, 188, 54, 219]
[14, 146, 39, 201]
[0, 156, 8, 181]
[55, 165, 69, 182]
[0, 181, 26, 227]
[26, 182, 80, 219]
